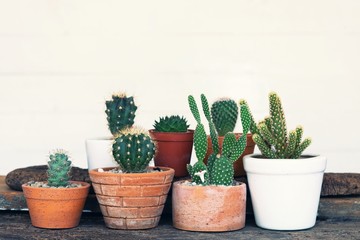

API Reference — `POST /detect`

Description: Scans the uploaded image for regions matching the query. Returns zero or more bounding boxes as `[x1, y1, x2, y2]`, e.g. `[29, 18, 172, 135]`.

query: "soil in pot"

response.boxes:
[205, 133, 255, 177]
[149, 130, 194, 177]
[89, 167, 175, 230]
[22, 181, 90, 229]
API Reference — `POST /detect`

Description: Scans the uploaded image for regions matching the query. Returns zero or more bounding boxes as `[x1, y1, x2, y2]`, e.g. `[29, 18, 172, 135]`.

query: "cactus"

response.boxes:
[112, 127, 156, 173]
[47, 150, 72, 187]
[240, 92, 311, 159]
[153, 115, 189, 132]
[105, 93, 137, 135]
[187, 94, 250, 186]
[211, 98, 238, 136]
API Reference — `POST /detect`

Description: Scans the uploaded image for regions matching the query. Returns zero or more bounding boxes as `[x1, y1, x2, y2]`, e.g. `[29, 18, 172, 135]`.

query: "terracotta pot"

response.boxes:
[172, 180, 247, 232]
[205, 133, 255, 177]
[244, 154, 327, 230]
[149, 129, 194, 177]
[89, 167, 175, 230]
[22, 181, 90, 229]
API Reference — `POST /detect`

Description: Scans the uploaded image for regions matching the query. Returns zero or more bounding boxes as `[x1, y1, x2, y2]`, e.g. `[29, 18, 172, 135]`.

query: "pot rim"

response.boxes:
[22, 181, 91, 190]
[89, 166, 175, 177]
[243, 154, 327, 175]
[173, 179, 246, 189]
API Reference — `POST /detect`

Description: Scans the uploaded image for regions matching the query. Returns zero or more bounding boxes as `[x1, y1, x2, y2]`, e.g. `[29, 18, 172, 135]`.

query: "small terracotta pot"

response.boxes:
[22, 181, 90, 229]
[149, 130, 194, 177]
[89, 167, 175, 230]
[205, 133, 255, 177]
[172, 180, 247, 232]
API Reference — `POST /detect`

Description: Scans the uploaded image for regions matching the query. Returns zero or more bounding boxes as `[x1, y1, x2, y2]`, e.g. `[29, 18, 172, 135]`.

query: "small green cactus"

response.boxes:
[211, 98, 238, 136]
[112, 127, 156, 173]
[105, 93, 137, 136]
[153, 115, 189, 132]
[187, 94, 250, 186]
[240, 92, 311, 159]
[47, 150, 72, 187]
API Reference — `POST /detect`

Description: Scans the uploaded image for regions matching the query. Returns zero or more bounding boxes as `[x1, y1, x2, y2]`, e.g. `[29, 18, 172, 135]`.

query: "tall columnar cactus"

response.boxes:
[240, 92, 311, 159]
[112, 127, 156, 173]
[47, 150, 72, 187]
[105, 93, 137, 135]
[211, 98, 239, 136]
[187, 94, 251, 186]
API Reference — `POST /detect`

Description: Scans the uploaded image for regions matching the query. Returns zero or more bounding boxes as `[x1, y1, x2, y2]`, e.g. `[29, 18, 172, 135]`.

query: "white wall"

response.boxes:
[1, 0, 360, 175]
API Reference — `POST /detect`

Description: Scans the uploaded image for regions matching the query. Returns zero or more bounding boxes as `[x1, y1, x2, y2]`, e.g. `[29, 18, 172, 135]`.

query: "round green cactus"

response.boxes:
[47, 150, 72, 187]
[113, 127, 155, 173]
[211, 98, 238, 136]
[105, 93, 137, 136]
[153, 115, 189, 132]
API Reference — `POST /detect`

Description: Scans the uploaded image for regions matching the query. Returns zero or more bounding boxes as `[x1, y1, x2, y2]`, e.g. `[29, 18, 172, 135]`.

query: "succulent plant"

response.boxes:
[187, 94, 250, 186]
[153, 115, 189, 132]
[211, 98, 238, 136]
[47, 150, 72, 187]
[105, 93, 137, 136]
[112, 127, 156, 173]
[239, 92, 311, 159]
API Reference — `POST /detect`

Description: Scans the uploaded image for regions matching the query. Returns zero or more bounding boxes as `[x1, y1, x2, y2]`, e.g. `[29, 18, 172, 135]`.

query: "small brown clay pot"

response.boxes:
[89, 167, 175, 230]
[205, 133, 255, 177]
[22, 181, 90, 229]
[149, 130, 194, 177]
[172, 180, 247, 232]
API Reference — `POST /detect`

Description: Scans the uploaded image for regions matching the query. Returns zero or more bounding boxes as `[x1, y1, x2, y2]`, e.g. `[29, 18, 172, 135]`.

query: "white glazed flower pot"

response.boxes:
[244, 154, 327, 230]
[85, 139, 117, 170]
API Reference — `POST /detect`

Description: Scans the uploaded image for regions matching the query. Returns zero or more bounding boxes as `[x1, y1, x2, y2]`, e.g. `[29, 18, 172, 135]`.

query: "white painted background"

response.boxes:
[1, 0, 360, 175]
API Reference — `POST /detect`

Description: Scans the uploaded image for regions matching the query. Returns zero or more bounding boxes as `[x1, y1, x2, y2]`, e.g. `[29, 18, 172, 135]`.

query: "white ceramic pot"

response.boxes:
[244, 154, 327, 230]
[85, 139, 117, 170]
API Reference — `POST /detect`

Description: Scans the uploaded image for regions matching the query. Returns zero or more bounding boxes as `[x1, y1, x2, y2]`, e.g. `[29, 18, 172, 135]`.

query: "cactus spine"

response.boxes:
[105, 93, 137, 135]
[47, 150, 72, 187]
[240, 92, 311, 159]
[211, 98, 238, 136]
[187, 94, 250, 186]
[113, 127, 155, 173]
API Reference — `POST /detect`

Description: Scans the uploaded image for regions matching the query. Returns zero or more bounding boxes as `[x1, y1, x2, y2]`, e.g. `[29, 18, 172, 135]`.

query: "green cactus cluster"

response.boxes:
[112, 127, 156, 173]
[211, 98, 238, 136]
[47, 150, 72, 187]
[239, 92, 311, 159]
[187, 94, 250, 186]
[153, 115, 189, 132]
[105, 93, 137, 135]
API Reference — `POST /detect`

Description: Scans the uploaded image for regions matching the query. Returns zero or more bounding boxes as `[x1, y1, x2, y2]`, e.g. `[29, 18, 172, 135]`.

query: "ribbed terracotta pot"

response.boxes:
[172, 180, 247, 232]
[22, 181, 90, 229]
[89, 167, 175, 230]
[205, 133, 255, 177]
[149, 130, 194, 177]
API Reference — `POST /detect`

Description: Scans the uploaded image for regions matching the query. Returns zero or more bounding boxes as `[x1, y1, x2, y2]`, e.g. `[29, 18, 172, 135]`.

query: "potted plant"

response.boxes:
[204, 97, 255, 176]
[86, 93, 137, 170]
[22, 150, 90, 229]
[241, 92, 327, 230]
[172, 94, 250, 232]
[149, 115, 194, 177]
[89, 126, 175, 230]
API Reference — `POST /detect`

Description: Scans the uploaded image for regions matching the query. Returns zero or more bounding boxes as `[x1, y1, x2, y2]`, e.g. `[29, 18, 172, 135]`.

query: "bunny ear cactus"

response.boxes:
[112, 127, 156, 173]
[105, 93, 137, 135]
[211, 98, 238, 136]
[187, 94, 251, 186]
[240, 92, 311, 159]
[47, 150, 72, 187]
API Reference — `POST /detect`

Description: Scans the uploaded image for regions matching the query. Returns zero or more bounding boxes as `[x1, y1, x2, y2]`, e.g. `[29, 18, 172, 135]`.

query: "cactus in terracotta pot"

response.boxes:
[47, 150, 72, 187]
[211, 98, 238, 136]
[105, 93, 137, 136]
[187, 94, 251, 186]
[240, 92, 312, 159]
[153, 115, 189, 132]
[113, 126, 156, 173]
